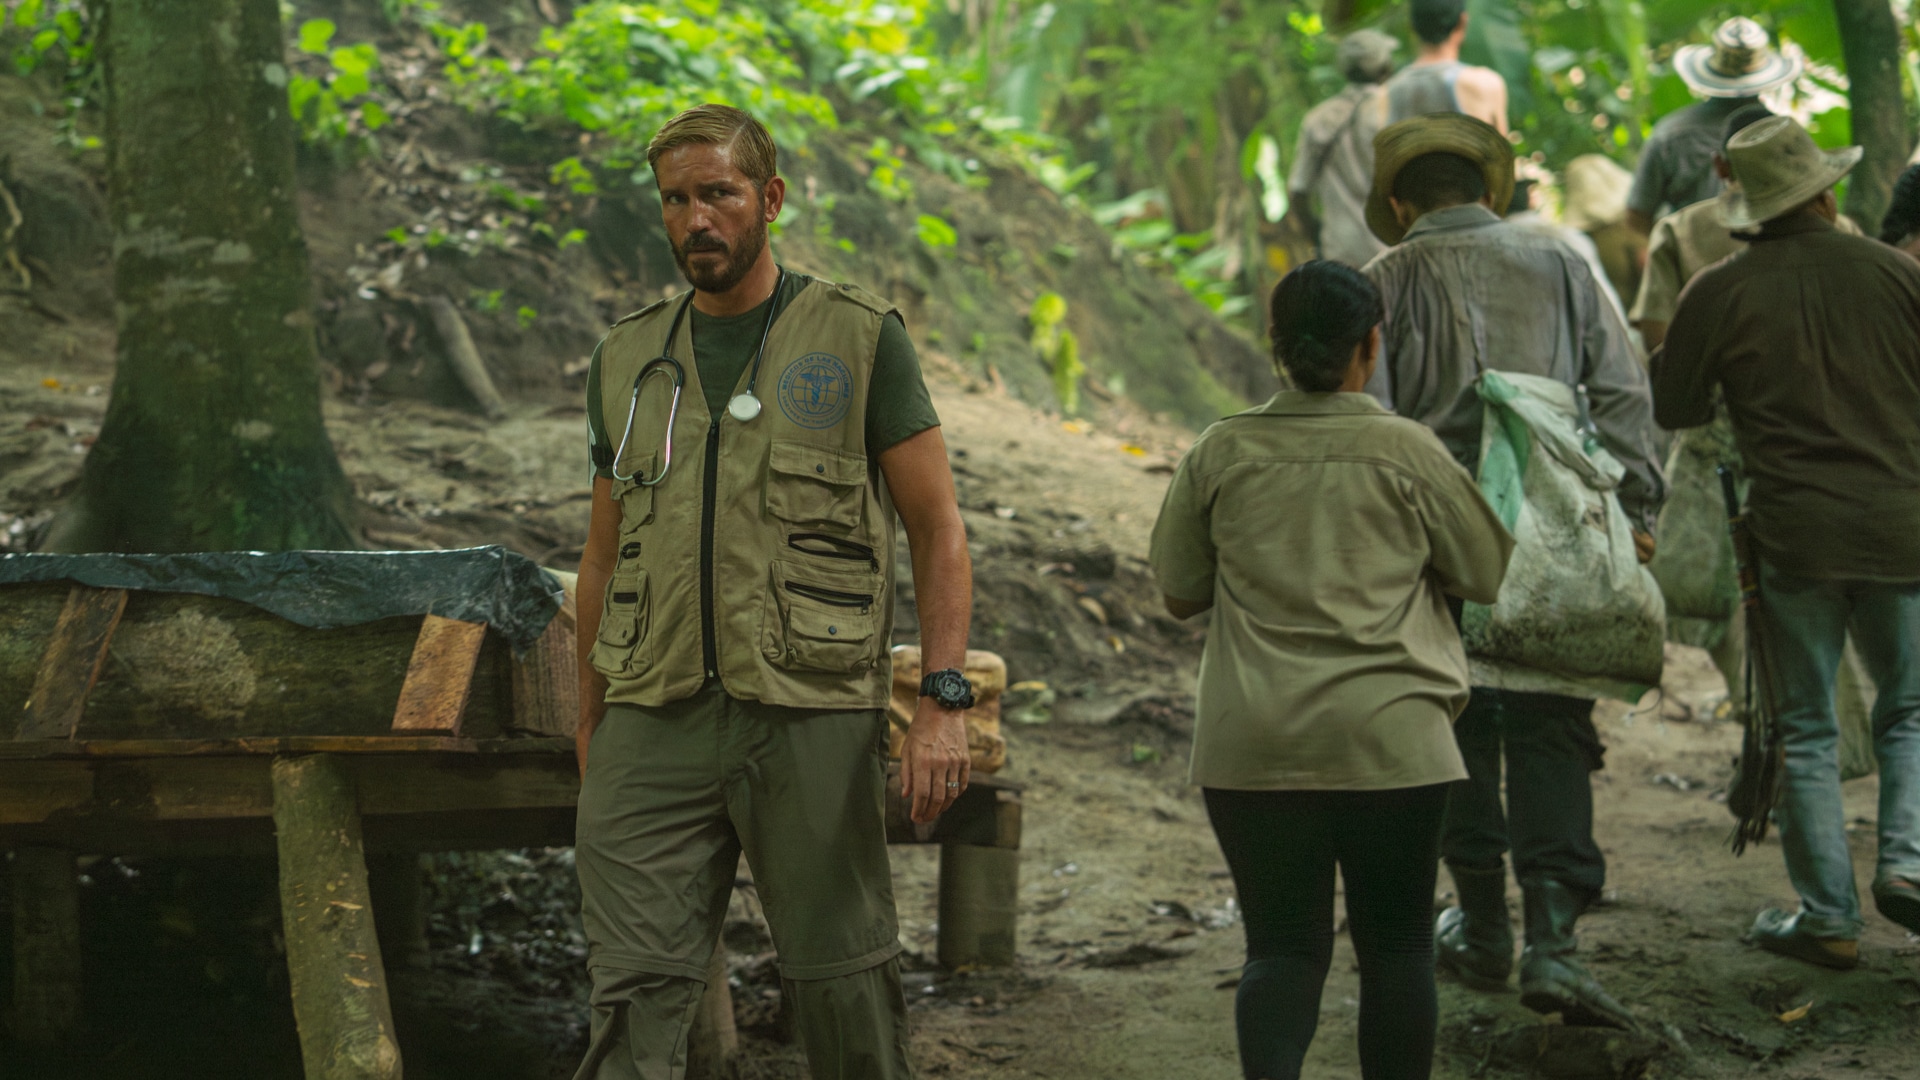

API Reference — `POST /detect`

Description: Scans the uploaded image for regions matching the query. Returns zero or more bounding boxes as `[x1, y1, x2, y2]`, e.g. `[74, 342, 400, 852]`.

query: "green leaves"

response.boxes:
[296, 19, 335, 56]
[914, 213, 958, 249]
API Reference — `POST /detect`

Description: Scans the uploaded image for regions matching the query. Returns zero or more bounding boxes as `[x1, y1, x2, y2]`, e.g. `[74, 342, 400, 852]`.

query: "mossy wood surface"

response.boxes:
[271, 754, 403, 1080]
[1, 583, 516, 741]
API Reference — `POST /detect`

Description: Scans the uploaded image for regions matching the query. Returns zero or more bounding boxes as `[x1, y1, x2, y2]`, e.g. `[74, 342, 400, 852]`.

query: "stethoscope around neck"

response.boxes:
[611, 268, 785, 486]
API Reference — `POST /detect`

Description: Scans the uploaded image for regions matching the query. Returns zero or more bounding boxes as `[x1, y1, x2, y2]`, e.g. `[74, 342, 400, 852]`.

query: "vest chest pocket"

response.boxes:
[762, 561, 879, 675]
[589, 568, 651, 679]
[610, 465, 657, 530]
[765, 441, 866, 531]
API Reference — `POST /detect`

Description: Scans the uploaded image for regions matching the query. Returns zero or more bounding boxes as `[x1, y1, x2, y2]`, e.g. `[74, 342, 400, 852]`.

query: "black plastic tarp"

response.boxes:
[0, 547, 565, 653]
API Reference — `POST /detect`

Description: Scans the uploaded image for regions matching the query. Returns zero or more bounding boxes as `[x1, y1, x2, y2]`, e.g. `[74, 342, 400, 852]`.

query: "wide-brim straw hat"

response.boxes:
[1366, 113, 1515, 244]
[1718, 115, 1861, 229]
[1674, 17, 1801, 99]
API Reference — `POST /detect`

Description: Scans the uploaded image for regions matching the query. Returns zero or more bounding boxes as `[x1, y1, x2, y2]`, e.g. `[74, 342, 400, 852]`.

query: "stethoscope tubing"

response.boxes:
[608, 268, 787, 488]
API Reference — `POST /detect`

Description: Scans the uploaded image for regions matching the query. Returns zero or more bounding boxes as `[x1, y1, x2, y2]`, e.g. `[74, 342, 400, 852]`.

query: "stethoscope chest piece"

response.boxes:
[727, 393, 763, 422]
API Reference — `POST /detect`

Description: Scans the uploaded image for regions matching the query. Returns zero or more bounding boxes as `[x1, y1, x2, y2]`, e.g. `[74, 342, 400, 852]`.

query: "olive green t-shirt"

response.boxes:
[587, 272, 939, 477]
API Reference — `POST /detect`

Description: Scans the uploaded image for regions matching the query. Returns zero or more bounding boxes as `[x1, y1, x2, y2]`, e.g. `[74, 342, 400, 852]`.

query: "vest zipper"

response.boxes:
[786, 532, 880, 571]
[784, 581, 874, 613]
[701, 419, 720, 680]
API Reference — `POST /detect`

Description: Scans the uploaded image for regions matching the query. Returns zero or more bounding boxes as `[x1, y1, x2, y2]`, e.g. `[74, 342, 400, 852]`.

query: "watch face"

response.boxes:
[926, 669, 972, 707]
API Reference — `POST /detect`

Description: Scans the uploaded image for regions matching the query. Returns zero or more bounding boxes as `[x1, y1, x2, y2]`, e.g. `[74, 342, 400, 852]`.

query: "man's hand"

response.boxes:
[1632, 529, 1656, 565]
[899, 696, 971, 823]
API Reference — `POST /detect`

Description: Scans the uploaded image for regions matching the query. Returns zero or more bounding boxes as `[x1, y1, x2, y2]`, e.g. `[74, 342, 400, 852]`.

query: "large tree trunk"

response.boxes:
[44, 0, 356, 554]
[1835, 0, 1912, 234]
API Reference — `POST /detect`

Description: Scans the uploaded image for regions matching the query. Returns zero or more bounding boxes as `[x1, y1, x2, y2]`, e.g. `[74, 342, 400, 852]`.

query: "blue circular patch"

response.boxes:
[777, 353, 855, 430]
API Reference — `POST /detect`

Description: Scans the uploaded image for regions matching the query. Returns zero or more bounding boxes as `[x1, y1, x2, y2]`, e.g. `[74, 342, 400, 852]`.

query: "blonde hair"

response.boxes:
[646, 104, 779, 187]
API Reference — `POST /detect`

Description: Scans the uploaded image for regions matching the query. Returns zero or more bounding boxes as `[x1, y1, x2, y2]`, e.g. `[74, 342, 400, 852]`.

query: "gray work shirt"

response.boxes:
[1288, 84, 1388, 268]
[1626, 97, 1756, 220]
[1361, 203, 1666, 531]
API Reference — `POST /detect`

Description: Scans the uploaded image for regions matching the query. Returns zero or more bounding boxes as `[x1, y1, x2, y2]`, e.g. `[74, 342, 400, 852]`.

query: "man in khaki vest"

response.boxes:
[571, 104, 975, 1079]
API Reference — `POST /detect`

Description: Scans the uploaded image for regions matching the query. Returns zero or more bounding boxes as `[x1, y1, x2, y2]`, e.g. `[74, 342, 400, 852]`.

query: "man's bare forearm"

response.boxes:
[574, 547, 612, 776]
[911, 517, 972, 672]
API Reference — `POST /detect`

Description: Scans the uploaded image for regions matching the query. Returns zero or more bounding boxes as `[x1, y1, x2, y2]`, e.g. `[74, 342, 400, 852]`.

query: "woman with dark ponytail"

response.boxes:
[1151, 261, 1515, 1080]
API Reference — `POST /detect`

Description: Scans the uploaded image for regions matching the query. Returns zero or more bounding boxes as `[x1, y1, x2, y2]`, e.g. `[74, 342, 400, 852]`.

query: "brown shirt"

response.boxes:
[1653, 213, 1920, 581]
[1150, 392, 1512, 791]
[1630, 197, 1861, 325]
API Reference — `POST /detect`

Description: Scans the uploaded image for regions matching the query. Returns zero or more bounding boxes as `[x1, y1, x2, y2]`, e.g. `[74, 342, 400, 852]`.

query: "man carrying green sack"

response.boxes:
[571, 104, 977, 1079]
[1362, 113, 1667, 1029]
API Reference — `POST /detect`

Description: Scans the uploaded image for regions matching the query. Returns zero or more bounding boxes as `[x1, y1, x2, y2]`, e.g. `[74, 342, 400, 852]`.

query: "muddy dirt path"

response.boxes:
[4, 355, 1917, 1080]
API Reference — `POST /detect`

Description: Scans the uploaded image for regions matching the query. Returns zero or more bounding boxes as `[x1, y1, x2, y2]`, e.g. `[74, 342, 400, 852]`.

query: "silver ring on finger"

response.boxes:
[946, 780, 960, 789]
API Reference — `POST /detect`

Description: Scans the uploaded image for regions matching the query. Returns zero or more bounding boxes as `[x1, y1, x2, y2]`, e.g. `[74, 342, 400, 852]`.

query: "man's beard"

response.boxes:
[672, 218, 768, 294]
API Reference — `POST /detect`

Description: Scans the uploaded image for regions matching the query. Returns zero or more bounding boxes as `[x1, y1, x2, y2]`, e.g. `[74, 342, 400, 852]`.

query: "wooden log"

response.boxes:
[424, 295, 508, 419]
[0, 585, 518, 742]
[686, 946, 739, 1080]
[510, 588, 578, 737]
[936, 844, 1019, 970]
[271, 754, 404, 1080]
[19, 587, 129, 739]
[11, 845, 81, 1045]
[391, 615, 488, 735]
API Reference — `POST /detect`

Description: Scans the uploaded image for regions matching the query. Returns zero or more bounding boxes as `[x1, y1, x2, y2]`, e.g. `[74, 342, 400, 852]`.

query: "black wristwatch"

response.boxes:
[919, 668, 976, 711]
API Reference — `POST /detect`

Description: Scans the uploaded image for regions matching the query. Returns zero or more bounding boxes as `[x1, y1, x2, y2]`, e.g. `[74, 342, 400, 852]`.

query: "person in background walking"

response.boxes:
[1625, 17, 1799, 236]
[1384, 0, 1507, 133]
[1879, 164, 1920, 259]
[1151, 260, 1512, 1080]
[1653, 116, 1920, 966]
[1288, 30, 1398, 269]
[1361, 113, 1664, 1029]
[1560, 154, 1644, 314]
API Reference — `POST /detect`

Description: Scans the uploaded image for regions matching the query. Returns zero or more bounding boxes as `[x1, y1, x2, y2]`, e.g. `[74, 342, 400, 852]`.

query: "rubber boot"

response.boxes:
[1434, 861, 1513, 991]
[1517, 879, 1637, 1030]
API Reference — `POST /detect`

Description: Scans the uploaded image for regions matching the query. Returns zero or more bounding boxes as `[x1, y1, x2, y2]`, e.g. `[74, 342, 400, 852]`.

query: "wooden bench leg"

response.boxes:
[937, 844, 1020, 969]
[272, 754, 403, 1080]
[686, 946, 738, 1079]
[12, 845, 81, 1045]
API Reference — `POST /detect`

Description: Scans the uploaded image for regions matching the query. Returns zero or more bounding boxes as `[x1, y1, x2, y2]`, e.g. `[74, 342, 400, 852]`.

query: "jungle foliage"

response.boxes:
[3, 0, 1915, 338]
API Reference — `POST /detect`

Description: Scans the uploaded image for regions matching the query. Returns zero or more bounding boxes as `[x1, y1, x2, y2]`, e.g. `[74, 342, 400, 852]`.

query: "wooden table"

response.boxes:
[1, 582, 1021, 1079]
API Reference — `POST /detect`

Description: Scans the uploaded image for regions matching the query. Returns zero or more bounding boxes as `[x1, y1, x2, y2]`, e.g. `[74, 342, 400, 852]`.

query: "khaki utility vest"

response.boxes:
[590, 277, 898, 709]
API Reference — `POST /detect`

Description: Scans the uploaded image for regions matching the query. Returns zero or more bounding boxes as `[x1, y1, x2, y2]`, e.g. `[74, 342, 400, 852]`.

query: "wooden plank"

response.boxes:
[12, 845, 82, 1045]
[0, 735, 573, 759]
[391, 615, 488, 736]
[19, 587, 129, 739]
[271, 754, 404, 1080]
[0, 807, 580, 858]
[510, 595, 578, 737]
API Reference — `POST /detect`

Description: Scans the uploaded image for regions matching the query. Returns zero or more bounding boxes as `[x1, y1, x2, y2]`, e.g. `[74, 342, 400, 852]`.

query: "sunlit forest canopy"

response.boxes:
[5, 0, 1913, 327]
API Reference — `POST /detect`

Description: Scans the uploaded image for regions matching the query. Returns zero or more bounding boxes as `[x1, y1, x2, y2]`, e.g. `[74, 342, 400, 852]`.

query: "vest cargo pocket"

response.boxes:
[589, 568, 651, 678]
[610, 467, 657, 529]
[762, 562, 879, 675]
[765, 441, 866, 530]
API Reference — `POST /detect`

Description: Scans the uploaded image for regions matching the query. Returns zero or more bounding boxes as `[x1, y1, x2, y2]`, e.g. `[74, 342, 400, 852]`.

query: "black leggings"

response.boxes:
[1205, 784, 1449, 1080]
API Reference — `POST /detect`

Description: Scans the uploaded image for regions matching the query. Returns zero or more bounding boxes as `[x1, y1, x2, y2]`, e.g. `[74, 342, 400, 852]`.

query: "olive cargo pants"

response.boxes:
[572, 689, 912, 1080]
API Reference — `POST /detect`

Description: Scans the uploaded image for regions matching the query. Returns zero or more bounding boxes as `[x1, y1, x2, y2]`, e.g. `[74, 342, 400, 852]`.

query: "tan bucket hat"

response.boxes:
[1718, 115, 1861, 228]
[1674, 18, 1801, 99]
[1560, 154, 1633, 231]
[1366, 113, 1515, 244]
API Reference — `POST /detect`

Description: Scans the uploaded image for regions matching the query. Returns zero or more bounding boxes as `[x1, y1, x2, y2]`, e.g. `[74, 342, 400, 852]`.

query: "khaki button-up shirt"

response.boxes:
[1150, 392, 1513, 791]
